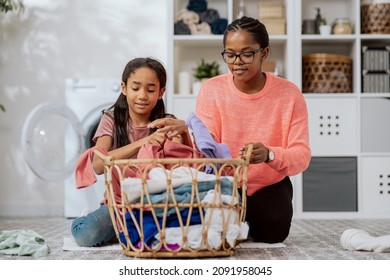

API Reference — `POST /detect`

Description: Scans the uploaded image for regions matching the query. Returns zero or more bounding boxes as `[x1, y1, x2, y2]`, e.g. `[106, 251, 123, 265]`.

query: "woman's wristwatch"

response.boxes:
[265, 148, 275, 163]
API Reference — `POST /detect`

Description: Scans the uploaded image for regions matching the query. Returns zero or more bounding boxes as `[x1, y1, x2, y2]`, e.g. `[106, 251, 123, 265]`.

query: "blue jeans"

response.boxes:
[71, 204, 117, 247]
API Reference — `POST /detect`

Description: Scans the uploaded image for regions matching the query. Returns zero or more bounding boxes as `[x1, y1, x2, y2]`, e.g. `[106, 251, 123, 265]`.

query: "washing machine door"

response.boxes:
[21, 103, 82, 182]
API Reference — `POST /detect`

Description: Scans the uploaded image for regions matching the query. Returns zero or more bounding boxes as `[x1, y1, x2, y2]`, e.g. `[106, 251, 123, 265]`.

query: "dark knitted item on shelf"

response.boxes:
[187, 0, 207, 13]
[198, 8, 219, 25]
[211, 18, 228, 35]
[174, 21, 191, 35]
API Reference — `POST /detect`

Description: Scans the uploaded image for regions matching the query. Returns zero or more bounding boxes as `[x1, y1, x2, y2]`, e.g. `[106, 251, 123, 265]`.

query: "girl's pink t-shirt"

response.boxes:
[93, 111, 149, 158]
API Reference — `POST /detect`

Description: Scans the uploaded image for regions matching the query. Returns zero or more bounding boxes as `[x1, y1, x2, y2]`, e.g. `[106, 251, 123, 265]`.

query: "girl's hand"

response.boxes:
[148, 118, 188, 139]
[146, 131, 166, 145]
[239, 142, 269, 164]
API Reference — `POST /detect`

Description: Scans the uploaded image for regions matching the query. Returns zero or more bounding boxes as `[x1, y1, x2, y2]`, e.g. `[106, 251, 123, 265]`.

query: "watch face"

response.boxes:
[269, 150, 275, 161]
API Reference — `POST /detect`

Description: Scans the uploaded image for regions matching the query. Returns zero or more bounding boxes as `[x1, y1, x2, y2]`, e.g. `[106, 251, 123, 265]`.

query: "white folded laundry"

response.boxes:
[121, 167, 232, 203]
[340, 228, 390, 253]
[153, 224, 222, 250]
[176, 9, 199, 26]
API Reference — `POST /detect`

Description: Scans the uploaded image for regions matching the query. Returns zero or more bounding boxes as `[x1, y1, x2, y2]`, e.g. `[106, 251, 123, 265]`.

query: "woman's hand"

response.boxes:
[239, 142, 269, 164]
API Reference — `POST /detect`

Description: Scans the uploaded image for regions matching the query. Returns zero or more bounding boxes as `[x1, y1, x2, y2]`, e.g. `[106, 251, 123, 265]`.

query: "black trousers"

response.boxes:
[243, 176, 293, 243]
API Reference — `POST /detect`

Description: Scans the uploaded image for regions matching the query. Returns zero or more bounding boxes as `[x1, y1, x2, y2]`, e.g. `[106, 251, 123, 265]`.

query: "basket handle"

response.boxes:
[241, 143, 253, 164]
[93, 149, 112, 165]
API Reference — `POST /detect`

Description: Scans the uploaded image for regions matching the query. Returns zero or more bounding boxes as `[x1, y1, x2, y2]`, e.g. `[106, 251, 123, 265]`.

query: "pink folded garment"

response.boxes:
[74, 146, 108, 189]
[137, 139, 202, 169]
[75, 140, 203, 208]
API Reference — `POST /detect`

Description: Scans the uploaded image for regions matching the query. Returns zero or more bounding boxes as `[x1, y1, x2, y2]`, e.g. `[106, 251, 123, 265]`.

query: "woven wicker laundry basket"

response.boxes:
[94, 144, 252, 258]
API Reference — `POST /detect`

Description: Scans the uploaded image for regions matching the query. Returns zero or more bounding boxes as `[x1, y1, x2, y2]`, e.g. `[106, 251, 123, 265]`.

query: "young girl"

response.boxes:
[71, 57, 191, 247]
[152, 17, 311, 243]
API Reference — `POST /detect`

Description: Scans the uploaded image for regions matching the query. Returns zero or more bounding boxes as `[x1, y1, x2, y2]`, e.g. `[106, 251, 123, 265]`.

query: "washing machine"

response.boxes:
[21, 78, 121, 217]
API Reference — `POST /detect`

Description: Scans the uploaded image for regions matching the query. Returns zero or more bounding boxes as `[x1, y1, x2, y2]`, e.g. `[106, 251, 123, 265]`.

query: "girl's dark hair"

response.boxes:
[106, 57, 172, 148]
[223, 16, 269, 49]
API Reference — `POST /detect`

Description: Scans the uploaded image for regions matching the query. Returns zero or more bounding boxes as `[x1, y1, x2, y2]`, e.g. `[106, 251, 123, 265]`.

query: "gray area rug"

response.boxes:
[1, 217, 390, 260]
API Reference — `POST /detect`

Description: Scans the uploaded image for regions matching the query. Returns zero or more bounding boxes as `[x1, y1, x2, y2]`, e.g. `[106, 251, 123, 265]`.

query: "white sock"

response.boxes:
[340, 228, 390, 253]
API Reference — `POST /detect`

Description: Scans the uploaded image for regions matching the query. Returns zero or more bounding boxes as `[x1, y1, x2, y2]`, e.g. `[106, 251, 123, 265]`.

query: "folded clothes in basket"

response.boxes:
[119, 207, 202, 246]
[153, 190, 248, 249]
[134, 177, 235, 217]
[153, 222, 248, 250]
[118, 182, 247, 249]
[121, 166, 233, 203]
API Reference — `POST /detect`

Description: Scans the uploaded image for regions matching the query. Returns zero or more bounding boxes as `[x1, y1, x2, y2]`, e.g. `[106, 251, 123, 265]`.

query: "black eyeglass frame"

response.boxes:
[220, 48, 264, 64]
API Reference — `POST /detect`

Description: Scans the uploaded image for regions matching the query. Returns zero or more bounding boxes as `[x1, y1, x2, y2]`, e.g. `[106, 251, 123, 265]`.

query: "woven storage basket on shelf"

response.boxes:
[302, 53, 353, 93]
[94, 145, 252, 258]
[361, 3, 390, 34]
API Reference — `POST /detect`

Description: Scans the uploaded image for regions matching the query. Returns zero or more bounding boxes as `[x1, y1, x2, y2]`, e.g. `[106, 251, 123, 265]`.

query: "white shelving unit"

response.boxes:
[167, 0, 293, 120]
[296, 0, 390, 218]
[167, 0, 230, 120]
[167, 0, 390, 218]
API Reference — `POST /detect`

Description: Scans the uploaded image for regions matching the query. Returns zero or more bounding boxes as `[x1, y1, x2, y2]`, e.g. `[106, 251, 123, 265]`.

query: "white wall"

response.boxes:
[0, 0, 168, 216]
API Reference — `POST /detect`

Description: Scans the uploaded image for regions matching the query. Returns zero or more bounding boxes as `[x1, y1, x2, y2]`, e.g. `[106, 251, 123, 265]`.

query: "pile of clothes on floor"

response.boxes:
[0, 230, 50, 257]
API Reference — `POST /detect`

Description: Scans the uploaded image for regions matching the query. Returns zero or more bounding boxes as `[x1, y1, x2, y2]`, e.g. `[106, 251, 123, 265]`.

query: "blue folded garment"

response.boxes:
[211, 18, 228, 35]
[186, 112, 231, 173]
[187, 0, 208, 13]
[136, 177, 234, 217]
[119, 208, 202, 246]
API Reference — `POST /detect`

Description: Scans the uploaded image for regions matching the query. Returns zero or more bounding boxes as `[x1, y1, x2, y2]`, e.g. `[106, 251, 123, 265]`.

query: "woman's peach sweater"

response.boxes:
[195, 72, 311, 195]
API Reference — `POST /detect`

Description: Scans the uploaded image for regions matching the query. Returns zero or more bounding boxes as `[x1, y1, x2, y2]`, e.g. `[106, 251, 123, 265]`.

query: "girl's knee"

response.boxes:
[70, 210, 115, 247]
[71, 217, 95, 247]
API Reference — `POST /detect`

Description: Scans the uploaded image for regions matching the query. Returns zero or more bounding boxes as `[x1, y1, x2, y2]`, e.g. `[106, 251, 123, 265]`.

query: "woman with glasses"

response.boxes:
[195, 16, 311, 243]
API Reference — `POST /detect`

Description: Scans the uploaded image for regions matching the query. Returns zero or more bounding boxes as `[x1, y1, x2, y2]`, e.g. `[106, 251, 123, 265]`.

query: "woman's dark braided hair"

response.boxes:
[105, 57, 172, 148]
[223, 16, 269, 49]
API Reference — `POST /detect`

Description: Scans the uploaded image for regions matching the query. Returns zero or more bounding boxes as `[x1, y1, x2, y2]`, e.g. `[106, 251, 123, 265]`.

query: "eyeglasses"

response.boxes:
[221, 48, 263, 64]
